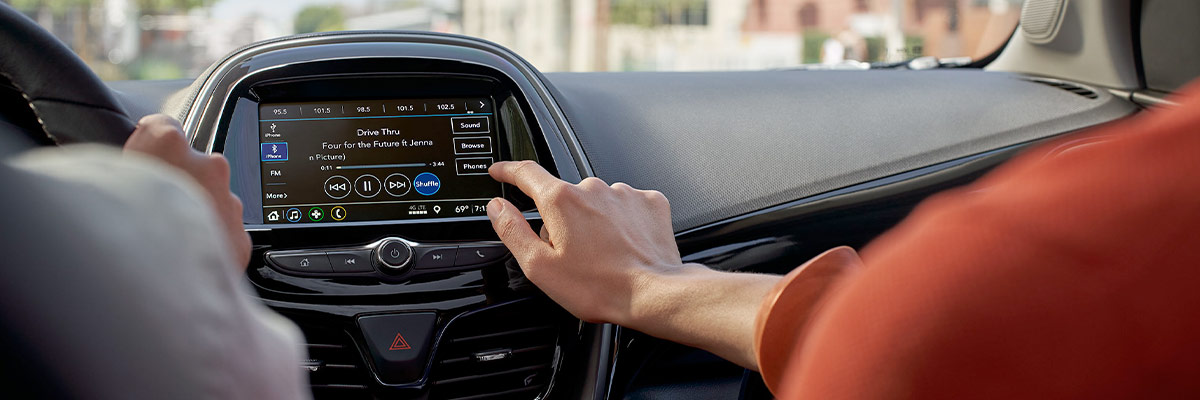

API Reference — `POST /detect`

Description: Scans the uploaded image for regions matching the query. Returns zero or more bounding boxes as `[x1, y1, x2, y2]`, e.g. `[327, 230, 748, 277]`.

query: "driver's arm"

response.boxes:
[3, 116, 309, 399]
[123, 114, 251, 268]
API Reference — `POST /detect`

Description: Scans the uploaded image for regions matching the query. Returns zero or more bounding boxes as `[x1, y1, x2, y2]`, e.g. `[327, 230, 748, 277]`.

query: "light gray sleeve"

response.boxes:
[2, 145, 309, 400]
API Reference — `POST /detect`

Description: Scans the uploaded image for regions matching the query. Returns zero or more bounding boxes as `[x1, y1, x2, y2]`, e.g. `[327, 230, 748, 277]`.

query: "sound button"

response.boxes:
[324, 175, 351, 199]
[384, 173, 412, 197]
[355, 174, 382, 198]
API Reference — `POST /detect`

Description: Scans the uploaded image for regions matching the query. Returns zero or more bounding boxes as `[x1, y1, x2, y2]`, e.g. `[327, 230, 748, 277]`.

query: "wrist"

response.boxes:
[621, 262, 714, 330]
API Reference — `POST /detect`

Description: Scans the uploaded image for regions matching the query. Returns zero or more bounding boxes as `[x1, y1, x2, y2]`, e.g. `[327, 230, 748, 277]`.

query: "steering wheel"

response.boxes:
[0, 3, 136, 147]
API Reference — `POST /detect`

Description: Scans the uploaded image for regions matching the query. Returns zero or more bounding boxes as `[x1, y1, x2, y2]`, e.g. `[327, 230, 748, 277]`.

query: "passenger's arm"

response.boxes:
[485, 161, 859, 372]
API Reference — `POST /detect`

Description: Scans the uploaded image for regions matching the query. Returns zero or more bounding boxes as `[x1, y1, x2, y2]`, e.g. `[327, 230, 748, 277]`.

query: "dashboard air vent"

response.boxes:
[1029, 78, 1099, 99]
[429, 300, 563, 400]
[298, 324, 373, 400]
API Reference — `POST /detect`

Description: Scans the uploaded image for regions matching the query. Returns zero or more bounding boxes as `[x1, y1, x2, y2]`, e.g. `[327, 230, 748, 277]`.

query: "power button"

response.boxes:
[377, 239, 413, 271]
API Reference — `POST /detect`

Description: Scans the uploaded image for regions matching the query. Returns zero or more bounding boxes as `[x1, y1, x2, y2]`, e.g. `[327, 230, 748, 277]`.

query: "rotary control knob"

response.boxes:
[376, 239, 413, 271]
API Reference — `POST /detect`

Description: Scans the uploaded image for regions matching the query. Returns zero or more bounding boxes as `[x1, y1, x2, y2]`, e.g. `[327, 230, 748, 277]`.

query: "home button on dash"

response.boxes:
[266, 252, 333, 274]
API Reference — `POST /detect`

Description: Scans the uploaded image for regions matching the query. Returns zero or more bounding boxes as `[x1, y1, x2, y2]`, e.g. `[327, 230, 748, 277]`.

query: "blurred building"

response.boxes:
[606, 0, 801, 71]
[345, 0, 460, 32]
[459, 0, 574, 71]
[461, 0, 801, 72]
[743, 0, 1022, 63]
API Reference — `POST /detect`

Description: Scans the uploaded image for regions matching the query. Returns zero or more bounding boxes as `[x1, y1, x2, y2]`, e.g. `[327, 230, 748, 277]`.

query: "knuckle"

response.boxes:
[153, 125, 186, 146]
[208, 154, 231, 179]
[512, 160, 539, 176]
[542, 182, 573, 205]
[137, 114, 168, 126]
[645, 189, 668, 204]
[496, 217, 523, 240]
[579, 177, 607, 189]
[228, 193, 244, 212]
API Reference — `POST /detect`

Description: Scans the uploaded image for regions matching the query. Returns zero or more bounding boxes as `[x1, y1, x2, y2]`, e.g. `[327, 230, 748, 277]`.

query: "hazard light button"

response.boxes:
[357, 312, 437, 384]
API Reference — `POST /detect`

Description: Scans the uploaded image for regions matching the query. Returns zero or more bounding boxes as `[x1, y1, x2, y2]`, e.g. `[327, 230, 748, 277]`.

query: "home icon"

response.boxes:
[267, 210, 280, 221]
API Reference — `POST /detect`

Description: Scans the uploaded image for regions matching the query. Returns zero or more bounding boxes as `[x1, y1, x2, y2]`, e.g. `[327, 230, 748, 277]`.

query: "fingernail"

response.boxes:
[486, 198, 503, 218]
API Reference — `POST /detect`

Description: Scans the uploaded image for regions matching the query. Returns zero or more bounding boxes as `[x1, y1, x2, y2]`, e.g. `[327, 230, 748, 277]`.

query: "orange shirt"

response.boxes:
[761, 84, 1200, 398]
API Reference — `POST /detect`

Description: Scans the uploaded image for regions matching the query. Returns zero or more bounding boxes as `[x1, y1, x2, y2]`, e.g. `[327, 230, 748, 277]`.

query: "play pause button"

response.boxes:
[384, 173, 412, 197]
[355, 174, 382, 198]
[324, 175, 351, 199]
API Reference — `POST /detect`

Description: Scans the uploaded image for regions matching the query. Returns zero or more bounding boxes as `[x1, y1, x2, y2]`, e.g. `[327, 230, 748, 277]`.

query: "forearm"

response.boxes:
[625, 264, 779, 370]
[620, 247, 863, 374]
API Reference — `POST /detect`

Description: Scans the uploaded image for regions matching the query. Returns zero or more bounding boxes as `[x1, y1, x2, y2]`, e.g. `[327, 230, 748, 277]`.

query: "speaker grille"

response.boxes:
[1021, 0, 1067, 43]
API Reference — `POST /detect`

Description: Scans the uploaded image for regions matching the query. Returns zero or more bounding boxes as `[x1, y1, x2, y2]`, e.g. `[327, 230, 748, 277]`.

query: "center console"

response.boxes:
[183, 32, 608, 399]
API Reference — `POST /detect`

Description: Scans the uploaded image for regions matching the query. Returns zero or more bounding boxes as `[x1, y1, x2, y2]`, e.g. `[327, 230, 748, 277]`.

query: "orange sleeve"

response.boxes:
[770, 84, 1200, 398]
[753, 246, 863, 394]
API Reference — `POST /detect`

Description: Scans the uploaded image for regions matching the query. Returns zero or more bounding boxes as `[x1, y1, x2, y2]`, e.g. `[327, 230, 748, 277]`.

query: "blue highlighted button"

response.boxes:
[285, 207, 302, 223]
[413, 172, 441, 196]
[261, 142, 288, 161]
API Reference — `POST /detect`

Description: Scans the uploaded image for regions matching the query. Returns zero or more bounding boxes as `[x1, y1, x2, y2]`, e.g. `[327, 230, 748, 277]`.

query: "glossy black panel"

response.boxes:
[180, 32, 606, 400]
[220, 64, 550, 227]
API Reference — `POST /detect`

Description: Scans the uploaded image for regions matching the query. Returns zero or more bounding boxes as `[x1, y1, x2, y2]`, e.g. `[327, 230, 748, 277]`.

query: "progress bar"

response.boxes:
[336, 163, 426, 170]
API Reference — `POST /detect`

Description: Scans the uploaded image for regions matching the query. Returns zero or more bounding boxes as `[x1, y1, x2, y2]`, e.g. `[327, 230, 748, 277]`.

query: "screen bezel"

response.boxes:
[218, 68, 549, 230]
[255, 96, 506, 225]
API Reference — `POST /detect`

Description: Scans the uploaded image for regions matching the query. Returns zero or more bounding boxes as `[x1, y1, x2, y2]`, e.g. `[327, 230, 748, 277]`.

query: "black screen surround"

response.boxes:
[258, 98, 503, 224]
[219, 69, 548, 228]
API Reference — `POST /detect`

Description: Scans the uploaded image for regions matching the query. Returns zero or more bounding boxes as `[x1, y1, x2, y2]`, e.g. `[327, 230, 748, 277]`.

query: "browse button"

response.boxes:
[451, 116, 490, 134]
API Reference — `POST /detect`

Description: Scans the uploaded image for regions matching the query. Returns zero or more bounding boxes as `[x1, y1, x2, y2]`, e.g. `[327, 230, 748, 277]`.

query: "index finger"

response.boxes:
[489, 161, 564, 200]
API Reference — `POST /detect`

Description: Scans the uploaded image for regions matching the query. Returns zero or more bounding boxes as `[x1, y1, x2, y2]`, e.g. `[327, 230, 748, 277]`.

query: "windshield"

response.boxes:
[8, 0, 1024, 80]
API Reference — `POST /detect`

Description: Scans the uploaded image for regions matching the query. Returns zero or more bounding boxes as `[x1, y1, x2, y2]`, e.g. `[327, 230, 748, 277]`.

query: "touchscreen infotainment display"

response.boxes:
[258, 98, 501, 224]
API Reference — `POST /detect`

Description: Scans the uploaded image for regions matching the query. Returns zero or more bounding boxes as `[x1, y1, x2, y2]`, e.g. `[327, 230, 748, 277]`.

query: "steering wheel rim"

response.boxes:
[0, 3, 136, 146]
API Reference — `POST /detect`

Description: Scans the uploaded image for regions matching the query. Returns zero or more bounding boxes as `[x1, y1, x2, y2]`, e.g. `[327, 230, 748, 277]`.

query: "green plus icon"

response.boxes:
[308, 207, 324, 222]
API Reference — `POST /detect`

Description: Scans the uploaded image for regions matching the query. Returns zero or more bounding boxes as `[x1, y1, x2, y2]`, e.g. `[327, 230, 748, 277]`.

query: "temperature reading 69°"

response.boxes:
[455, 205, 470, 214]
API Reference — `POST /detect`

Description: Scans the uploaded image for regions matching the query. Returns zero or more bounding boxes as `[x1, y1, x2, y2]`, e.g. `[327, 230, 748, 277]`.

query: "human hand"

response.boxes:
[123, 114, 251, 269]
[486, 161, 686, 325]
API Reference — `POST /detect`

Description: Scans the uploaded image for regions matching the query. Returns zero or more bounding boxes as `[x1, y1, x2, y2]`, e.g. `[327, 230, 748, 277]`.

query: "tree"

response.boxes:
[9, 0, 218, 79]
[294, 5, 345, 34]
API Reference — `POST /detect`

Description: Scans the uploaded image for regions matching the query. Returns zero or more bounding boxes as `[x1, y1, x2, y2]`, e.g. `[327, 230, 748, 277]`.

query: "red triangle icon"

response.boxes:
[388, 332, 411, 351]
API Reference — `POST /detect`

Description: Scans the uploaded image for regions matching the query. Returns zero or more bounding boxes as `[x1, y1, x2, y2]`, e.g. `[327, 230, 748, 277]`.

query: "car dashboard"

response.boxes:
[124, 31, 1136, 400]
[178, 32, 602, 400]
